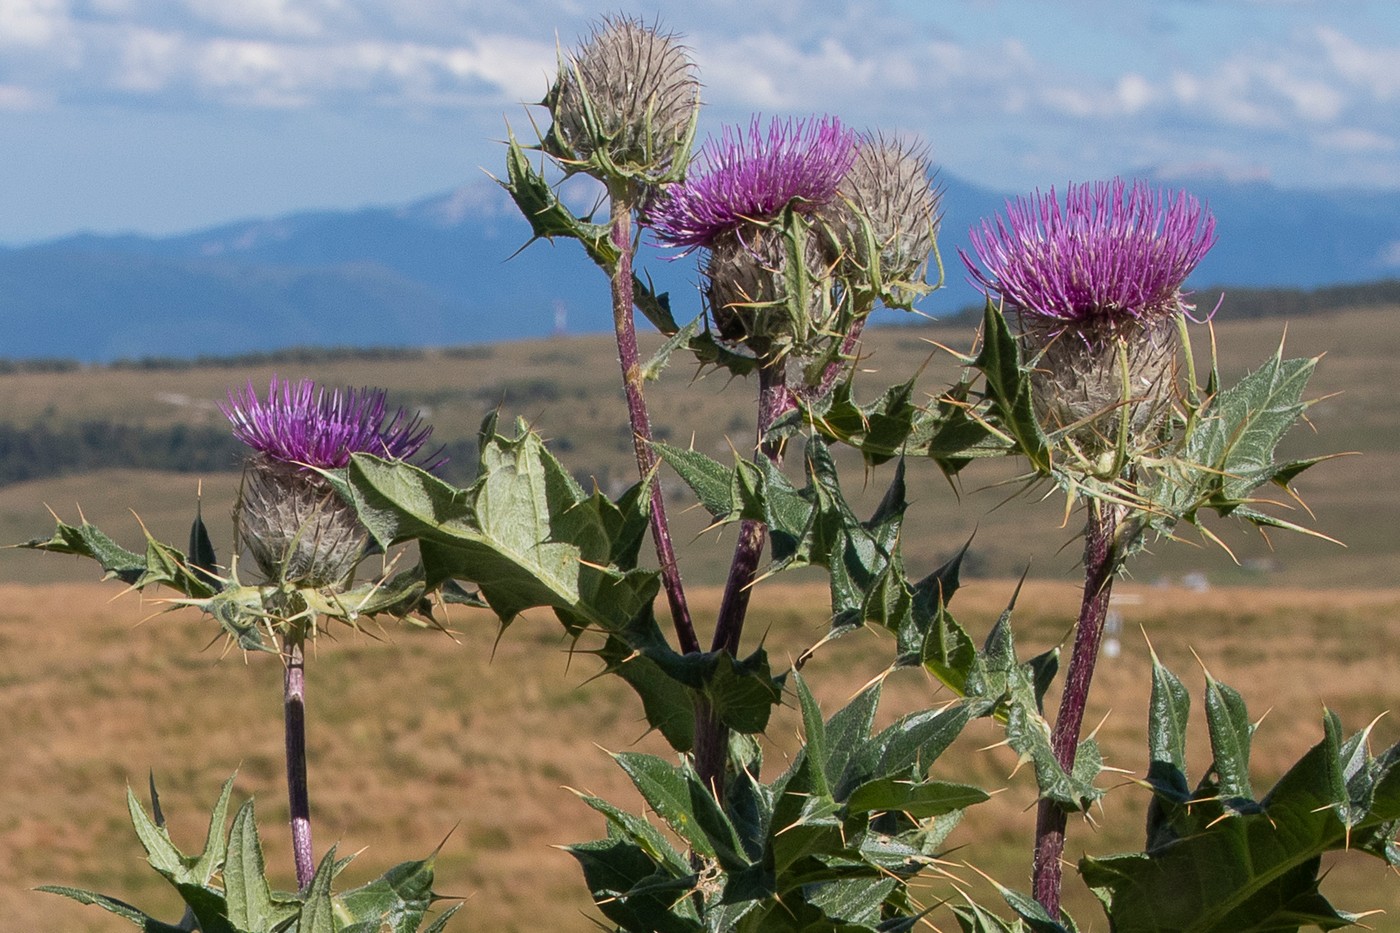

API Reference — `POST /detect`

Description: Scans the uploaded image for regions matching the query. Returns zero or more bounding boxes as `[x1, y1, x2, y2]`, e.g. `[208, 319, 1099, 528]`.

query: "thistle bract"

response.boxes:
[832, 134, 940, 307]
[962, 179, 1216, 454]
[545, 15, 700, 185]
[221, 377, 435, 586]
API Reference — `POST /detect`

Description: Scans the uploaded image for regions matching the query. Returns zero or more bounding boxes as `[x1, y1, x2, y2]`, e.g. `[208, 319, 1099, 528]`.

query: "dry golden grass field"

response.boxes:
[1, 304, 1398, 929]
[4, 580, 1400, 931]
[0, 304, 1397, 589]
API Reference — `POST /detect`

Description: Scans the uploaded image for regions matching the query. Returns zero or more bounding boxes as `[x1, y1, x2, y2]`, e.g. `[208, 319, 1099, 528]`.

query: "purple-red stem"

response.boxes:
[805, 317, 867, 405]
[608, 194, 700, 655]
[1031, 503, 1121, 916]
[695, 358, 793, 798]
[283, 635, 315, 891]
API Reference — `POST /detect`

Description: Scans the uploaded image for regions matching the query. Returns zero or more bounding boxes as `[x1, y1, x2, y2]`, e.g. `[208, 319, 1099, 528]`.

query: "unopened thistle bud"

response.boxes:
[649, 115, 858, 357]
[221, 377, 437, 587]
[545, 16, 700, 185]
[961, 179, 1216, 457]
[833, 135, 940, 307]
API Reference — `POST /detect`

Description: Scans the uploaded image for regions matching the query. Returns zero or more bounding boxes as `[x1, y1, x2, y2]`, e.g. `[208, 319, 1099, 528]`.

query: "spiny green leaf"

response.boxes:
[805, 877, 897, 925]
[422, 904, 462, 933]
[799, 370, 1011, 472]
[653, 443, 737, 523]
[975, 299, 1050, 473]
[844, 778, 989, 819]
[223, 800, 292, 931]
[1203, 669, 1254, 802]
[642, 316, 703, 382]
[187, 501, 219, 589]
[35, 886, 191, 933]
[594, 631, 697, 752]
[19, 517, 217, 598]
[1148, 649, 1191, 776]
[340, 439, 579, 622]
[612, 753, 746, 869]
[166, 883, 235, 933]
[837, 703, 977, 801]
[19, 519, 146, 583]
[952, 900, 1027, 933]
[793, 673, 832, 800]
[335, 853, 440, 933]
[127, 785, 184, 878]
[1087, 707, 1400, 931]
[567, 836, 702, 933]
[576, 793, 692, 876]
[128, 774, 234, 885]
[705, 649, 784, 735]
[1152, 346, 1325, 540]
[500, 131, 616, 263]
[821, 682, 883, 794]
[997, 881, 1073, 932]
[298, 847, 339, 933]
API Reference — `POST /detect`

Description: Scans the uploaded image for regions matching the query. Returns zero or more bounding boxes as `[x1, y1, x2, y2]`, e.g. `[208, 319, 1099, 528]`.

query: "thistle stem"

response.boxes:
[282, 634, 315, 891]
[695, 357, 792, 798]
[806, 317, 868, 404]
[1032, 501, 1121, 916]
[607, 192, 701, 655]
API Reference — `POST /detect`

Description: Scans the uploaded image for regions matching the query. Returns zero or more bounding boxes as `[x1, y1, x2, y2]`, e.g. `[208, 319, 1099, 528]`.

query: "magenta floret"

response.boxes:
[648, 115, 858, 251]
[221, 376, 436, 469]
[961, 178, 1217, 331]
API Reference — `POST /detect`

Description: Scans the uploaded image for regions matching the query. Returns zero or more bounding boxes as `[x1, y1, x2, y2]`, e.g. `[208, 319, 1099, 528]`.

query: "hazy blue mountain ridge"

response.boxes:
[3, 173, 1397, 361]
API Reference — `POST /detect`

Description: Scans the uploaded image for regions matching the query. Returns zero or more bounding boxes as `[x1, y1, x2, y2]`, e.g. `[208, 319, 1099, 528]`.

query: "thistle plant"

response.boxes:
[26, 377, 459, 929]
[959, 179, 1325, 917]
[222, 376, 440, 889]
[21, 11, 1397, 933]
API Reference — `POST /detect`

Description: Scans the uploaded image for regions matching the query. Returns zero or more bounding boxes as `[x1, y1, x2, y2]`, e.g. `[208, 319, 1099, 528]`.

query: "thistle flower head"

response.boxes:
[833, 134, 941, 305]
[546, 15, 700, 183]
[962, 180, 1216, 463]
[648, 115, 858, 251]
[221, 377, 436, 587]
[961, 178, 1216, 337]
[221, 377, 436, 470]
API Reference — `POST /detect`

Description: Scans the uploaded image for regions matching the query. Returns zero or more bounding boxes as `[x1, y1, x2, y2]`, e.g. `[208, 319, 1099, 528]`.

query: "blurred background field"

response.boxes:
[1, 302, 1397, 590]
[4, 580, 1400, 931]
[2, 300, 1399, 929]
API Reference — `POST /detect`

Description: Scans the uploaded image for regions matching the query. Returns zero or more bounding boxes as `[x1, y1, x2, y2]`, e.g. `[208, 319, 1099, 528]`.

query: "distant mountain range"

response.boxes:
[2, 173, 1398, 362]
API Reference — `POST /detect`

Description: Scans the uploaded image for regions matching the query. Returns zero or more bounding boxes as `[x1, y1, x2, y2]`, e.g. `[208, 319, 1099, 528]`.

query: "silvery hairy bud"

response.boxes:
[545, 16, 700, 185]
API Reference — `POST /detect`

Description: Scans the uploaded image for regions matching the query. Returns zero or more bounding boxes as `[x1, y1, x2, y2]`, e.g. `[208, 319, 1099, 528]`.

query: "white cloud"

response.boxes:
[1317, 127, 1398, 153]
[181, 0, 332, 40]
[1378, 240, 1400, 269]
[0, 82, 47, 109]
[1116, 73, 1156, 113]
[114, 28, 186, 93]
[0, 0, 69, 48]
[1316, 26, 1400, 100]
[97, 21, 556, 109]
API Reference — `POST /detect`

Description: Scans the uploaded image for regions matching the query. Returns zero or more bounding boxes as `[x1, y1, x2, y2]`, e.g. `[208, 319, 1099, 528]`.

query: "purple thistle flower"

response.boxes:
[648, 115, 858, 251]
[960, 178, 1217, 334]
[222, 377, 437, 470]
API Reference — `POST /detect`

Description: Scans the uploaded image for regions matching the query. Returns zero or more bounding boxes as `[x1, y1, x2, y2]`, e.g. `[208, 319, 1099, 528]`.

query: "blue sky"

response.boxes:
[1, 0, 1397, 244]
